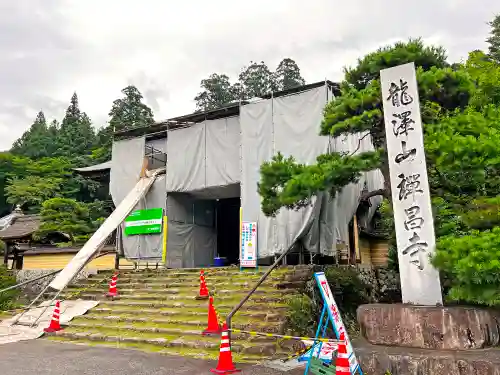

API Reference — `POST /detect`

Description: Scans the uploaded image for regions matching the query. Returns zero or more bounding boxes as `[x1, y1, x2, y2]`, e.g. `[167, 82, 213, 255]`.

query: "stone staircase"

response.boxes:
[45, 266, 312, 362]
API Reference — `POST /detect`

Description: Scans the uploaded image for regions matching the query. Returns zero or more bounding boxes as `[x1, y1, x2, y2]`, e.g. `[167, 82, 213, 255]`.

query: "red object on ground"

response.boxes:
[43, 300, 62, 333]
[202, 296, 222, 336]
[210, 323, 241, 374]
[335, 333, 351, 375]
[106, 272, 118, 297]
[197, 269, 209, 300]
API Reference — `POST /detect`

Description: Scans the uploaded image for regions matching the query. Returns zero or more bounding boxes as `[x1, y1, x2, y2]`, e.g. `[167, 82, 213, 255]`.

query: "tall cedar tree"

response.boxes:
[194, 74, 236, 111]
[194, 58, 306, 111]
[94, 86, 155, 162]
[273, 58, 306, 91]
[11, 111, 56, 159]
[55, 93, 96, 162]
[487, 14, 500, 63]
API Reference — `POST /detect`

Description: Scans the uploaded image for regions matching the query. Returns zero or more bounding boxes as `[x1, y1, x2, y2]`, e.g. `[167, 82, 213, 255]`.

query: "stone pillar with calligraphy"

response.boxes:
[379, 62, 443, 306]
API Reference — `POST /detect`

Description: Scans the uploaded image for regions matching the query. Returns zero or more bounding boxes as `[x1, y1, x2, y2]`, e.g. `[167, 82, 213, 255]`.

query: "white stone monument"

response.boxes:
[380, 62, 443, 306]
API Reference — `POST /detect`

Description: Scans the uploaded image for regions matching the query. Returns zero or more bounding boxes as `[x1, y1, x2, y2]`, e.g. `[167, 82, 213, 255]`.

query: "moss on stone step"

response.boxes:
[46, 336, 264, 363]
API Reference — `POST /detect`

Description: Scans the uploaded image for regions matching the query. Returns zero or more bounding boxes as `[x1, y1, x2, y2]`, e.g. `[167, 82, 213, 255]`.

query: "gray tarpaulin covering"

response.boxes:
[110, 137, 146, 206]
[240, 84, 384, 258]
[330, 134, 384, 249]
[166, 193, 216, 268]
[110, 136, 167, 260]
[122, 175, 167, 260]
[166, 117, 241, 192]
[122, 82, 385, 263]
[240, 86, 330, 257]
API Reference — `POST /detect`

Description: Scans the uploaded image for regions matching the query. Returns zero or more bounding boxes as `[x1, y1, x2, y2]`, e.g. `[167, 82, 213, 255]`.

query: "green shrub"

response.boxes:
[433, 227, 500, 306]
[0, 265, 19, 311]
[286, 294, 316, 336]
[286, 267, 372, 338]
[324, 267, 371, 316]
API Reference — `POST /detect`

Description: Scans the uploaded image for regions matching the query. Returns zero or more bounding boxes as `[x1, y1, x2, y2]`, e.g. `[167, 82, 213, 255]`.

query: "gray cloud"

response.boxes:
[0, 0, 499, 151]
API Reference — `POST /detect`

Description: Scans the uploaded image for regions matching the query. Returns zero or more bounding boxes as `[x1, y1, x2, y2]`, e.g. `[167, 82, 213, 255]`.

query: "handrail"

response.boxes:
[0, 250, 115, 295]
[226, 244, 295, 332]
[0, 269, 61, 295]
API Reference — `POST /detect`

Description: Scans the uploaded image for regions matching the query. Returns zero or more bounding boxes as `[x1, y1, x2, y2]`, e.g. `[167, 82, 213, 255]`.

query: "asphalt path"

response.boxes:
[0, 340, 305, 375]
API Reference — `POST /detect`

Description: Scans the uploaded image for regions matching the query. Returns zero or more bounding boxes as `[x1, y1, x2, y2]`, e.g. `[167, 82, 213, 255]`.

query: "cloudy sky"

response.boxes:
[0, 1, 499, 150]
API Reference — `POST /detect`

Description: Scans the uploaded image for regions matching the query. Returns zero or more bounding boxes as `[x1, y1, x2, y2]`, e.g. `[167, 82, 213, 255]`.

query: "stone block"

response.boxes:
[355, 338, 500, 375]
[358, 303, 500, 350]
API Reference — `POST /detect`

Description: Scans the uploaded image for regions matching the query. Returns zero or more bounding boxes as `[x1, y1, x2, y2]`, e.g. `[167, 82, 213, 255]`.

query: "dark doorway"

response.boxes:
[215, 197, 240, 265]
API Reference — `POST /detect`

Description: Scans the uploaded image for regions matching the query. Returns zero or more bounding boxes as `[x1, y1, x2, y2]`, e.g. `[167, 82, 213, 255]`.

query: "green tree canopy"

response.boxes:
[258, 33, 500, 306]
[95, 85, 155, 161]
[193, 58, 306, 111]
[273, 58, 306, 91]
[55, 93, 96, 160]
[487, 14, 500, 63]
[258, 39, 475, 217]
[36, 198, 93, 243]
[11, 111, 56, 159]
[194, 73, 236, 111]
[238, 61, 274, 98]
[108, 85, 155, 132]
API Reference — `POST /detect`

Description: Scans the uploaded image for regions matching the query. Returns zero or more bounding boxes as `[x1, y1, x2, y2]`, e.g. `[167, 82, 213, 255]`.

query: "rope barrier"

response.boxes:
[279, 343, 315, 362]
[228, 328, 342, 344]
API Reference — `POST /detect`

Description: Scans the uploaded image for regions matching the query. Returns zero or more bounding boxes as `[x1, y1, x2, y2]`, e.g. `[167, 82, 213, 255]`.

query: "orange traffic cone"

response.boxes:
[335, 333, 351, 375]
[106, 272, 118, 297]
[210, 323, 240, 374]
[202, 296, 222, 336]
[43, 300, 62, 333]
[196, 269, 209, 300]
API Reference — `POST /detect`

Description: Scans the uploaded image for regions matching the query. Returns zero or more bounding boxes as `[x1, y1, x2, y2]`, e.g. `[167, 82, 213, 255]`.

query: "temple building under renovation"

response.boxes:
[82, 81, 384, 269]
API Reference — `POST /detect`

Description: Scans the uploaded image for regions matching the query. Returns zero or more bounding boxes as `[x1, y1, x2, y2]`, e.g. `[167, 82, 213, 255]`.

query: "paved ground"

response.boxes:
[0, 340, 305, 375]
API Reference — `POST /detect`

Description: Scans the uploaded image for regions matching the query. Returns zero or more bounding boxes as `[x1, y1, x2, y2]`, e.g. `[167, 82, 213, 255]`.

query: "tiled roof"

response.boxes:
[0, 215, 40, 240]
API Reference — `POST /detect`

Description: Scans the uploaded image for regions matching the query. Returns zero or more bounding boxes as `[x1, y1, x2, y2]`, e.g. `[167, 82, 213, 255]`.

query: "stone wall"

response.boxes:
[313, 265, 402, 304]
[356, 265, 401, 303]
[15, 269, 97, 298]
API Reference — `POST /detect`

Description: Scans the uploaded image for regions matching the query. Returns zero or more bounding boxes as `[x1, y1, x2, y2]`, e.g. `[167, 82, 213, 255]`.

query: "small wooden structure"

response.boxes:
[0, 213, 43, 269]
[0, 207, 125, 270]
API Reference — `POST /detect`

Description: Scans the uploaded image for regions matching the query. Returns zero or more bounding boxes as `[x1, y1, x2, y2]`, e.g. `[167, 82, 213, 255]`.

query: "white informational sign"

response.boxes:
[380, 63, 443, 306]
[240, 221, 257, 267]
[314, 272, 360, 374]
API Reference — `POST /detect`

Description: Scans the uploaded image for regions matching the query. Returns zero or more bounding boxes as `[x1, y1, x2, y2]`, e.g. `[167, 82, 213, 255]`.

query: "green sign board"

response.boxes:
[124, 208, 163, 236]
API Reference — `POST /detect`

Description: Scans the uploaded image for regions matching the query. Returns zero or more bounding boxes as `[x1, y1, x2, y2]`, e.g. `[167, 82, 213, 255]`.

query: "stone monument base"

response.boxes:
[355, 304, 500, 374]
[357, 303, 500, 350]
[355, 339, 500, 375]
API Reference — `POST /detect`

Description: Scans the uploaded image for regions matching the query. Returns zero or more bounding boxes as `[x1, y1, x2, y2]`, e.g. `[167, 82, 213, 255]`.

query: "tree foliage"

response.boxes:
[274, 58, 306, 91]
[108, 86, 155, 132]
[0, 85, 154, 242]
[194, 74, 237, 111]
[258, 23, 500, 306]
[55, 93, 96, 160]
[487, 14, 500, 63]
[259, 39, 475, 217]
[36, 198, 93, 243]
[194, 58, 306, 111]
[11, 111, 56, 159]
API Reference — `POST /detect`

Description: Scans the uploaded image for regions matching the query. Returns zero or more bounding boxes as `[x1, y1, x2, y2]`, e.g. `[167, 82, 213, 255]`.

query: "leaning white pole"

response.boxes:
[49, 173, 159, 291]
[380, 62, 443, 306]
